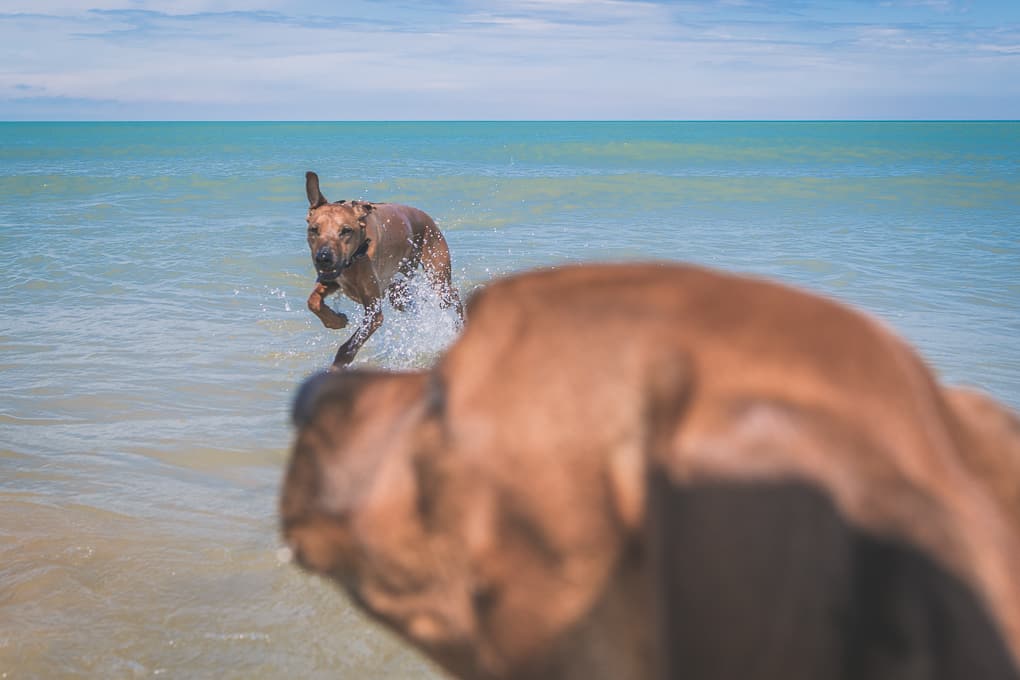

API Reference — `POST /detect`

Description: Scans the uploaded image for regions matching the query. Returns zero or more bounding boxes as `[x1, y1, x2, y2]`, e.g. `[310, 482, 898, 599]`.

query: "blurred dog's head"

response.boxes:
[280, 369, 489, 672]
[279, 362, 641, 679]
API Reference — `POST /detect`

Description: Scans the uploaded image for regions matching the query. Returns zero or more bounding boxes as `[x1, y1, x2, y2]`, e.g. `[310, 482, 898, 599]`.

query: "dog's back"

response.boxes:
[438, 262, 1020, 659]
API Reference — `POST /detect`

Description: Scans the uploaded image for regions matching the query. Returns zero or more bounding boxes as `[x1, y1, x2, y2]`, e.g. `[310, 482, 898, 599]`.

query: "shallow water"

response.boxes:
[1, 121, 1019, 677]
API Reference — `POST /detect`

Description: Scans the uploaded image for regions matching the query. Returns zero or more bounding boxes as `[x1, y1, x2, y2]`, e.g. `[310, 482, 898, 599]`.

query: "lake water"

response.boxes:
[2, 121, 1019, 677]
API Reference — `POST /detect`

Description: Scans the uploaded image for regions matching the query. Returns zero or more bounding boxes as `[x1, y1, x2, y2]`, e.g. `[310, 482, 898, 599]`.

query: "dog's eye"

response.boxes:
[307, 226, 319, 234]
[340, 226, 354, 235]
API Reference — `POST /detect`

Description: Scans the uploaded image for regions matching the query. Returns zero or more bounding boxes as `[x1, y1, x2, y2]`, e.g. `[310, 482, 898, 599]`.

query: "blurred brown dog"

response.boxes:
[304, 171, 462, 367]
[281, 263, 1020, 680]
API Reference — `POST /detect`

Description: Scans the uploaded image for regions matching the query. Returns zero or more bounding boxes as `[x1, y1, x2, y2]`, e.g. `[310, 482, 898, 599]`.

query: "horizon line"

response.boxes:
[3, 118, 1019, 124]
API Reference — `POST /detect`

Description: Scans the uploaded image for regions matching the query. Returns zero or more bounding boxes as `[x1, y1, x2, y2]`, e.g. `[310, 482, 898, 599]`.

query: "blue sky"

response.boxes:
[1, 0, 1018, 120]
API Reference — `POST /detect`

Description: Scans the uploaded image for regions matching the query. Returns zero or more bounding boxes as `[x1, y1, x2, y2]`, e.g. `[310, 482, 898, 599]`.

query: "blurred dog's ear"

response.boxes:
[288, 369, 436, 519]
[306, 171, 329, 209]
[291, 369, 390, 428]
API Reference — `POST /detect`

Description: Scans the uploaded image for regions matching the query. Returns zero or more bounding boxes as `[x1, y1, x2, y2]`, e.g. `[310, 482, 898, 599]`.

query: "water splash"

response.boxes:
[354, 273, 463, 370]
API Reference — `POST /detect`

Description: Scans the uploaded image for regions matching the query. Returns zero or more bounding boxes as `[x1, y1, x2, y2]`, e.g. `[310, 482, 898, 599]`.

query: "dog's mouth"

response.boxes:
[316, 267, 341, 283]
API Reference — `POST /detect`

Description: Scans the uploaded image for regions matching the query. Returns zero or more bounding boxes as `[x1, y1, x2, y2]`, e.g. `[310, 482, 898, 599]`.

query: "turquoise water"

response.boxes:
[1, 121, 1019, 676]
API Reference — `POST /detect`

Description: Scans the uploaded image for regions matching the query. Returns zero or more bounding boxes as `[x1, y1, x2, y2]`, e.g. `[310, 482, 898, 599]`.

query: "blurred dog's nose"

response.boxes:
[315, 247, 335, 266]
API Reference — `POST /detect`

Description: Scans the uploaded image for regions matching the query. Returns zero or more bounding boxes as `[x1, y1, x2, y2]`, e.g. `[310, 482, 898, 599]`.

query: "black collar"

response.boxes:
[352, 238, 371, 262]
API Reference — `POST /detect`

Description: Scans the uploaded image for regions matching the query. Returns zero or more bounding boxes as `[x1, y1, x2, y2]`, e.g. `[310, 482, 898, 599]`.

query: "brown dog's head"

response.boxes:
[305, 171, 373, 283]
[279, 363, 649, 679]
[280, 369, 489, 673]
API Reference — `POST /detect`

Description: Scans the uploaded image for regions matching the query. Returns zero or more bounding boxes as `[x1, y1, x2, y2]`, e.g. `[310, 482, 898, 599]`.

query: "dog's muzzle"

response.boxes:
[315, 246, 341, 282]
[314, 240, 371, 283]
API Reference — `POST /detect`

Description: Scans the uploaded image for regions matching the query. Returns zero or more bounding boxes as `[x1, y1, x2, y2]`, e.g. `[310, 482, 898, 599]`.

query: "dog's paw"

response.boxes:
[332, 355, 354, 368]
[322, 313, 349, 330]
[310, 281, 338, 297]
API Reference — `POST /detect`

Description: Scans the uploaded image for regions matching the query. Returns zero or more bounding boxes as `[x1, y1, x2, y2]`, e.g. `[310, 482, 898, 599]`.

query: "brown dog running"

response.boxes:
[281, 263, 1020, 680]
[304, 171, 463, 367]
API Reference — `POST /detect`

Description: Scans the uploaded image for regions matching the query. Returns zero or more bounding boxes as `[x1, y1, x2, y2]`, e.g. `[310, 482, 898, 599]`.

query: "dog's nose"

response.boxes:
[315, 247, 335, 266]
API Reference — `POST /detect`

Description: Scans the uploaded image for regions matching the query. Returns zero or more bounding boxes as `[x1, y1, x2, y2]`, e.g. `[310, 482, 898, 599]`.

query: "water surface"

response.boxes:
[1, 121, 1019, 677]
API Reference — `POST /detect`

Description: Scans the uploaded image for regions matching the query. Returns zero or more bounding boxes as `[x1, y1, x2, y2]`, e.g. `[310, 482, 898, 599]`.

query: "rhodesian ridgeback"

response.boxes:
[281, 263, 1020, 680]
[304, 171, 463, 367]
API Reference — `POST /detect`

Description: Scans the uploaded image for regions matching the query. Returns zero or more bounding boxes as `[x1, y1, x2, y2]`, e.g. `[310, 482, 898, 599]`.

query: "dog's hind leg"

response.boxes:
[386, 277, 412, 312]
[419, 224, 463, 320]
[386, 259, 419, 313]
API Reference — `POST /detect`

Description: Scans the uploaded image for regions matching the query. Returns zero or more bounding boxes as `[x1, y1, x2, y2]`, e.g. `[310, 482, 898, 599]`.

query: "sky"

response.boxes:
[1, 0, 1018, 120]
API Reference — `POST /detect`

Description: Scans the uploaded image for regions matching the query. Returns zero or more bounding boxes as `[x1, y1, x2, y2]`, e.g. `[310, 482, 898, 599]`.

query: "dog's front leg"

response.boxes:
[307, 282, 348, 330]
[332, 301, 384, 367]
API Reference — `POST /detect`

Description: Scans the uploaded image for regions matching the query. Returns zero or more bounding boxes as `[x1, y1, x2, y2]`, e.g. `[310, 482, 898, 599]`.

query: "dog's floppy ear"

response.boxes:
[305, 171, 329, 209]
[287, 367, 444, 525]
[291, 369, 380, 427]
[287, 368, 431, 511]
[355, 201, 375, 222]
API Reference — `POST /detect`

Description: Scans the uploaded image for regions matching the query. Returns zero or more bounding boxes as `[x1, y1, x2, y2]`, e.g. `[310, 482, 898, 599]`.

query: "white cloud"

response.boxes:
[977, 43, 1020, 54]
[2, 0, 297, 13]
[1, 0, 1018, 119]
